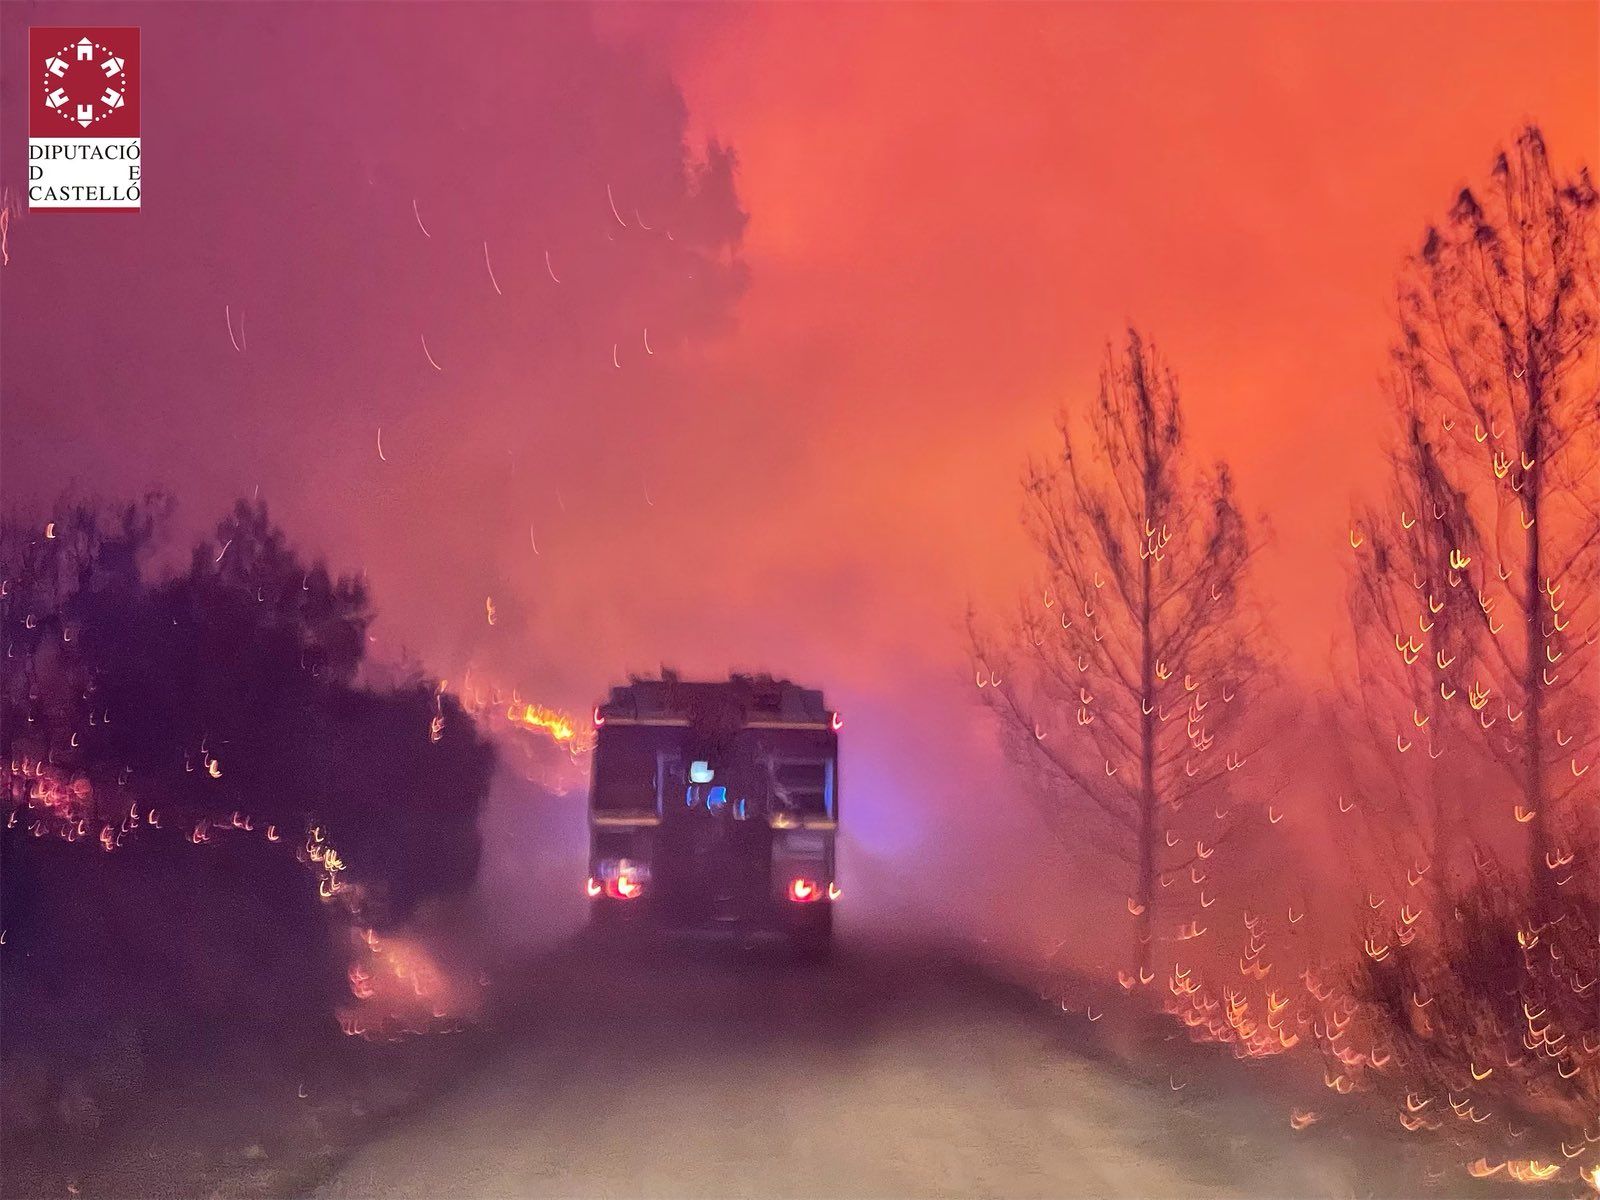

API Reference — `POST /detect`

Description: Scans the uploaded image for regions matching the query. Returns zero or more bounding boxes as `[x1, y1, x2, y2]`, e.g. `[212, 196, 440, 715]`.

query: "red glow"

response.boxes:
[608, 876, 644, 900]
[789, 878, 823, 903]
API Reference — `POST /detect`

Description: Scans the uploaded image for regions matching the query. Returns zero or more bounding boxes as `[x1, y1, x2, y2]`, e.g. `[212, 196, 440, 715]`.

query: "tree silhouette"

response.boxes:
[973, 329, 1264, 974]
[1349, 126, 1599, 917]
[1, 494, 497, 1093]
[1301, 129, 1600, 1194]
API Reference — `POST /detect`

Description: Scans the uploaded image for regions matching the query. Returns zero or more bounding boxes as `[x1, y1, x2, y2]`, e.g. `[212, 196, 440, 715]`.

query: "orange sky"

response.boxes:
[618, 1, 1599, 677]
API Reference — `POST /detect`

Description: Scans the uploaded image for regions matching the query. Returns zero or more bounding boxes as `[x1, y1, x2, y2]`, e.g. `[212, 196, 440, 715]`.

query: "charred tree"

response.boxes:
[1351, 127, 1600, 919]
[973, 329, 1263, 976]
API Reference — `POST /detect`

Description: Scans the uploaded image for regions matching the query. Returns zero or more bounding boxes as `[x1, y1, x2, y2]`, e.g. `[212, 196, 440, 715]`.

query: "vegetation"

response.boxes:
[971, 329, 1267, 975]
[1334, 125, 1600, 1176]
[1, 496, 494, 1139]
[981, 127, 1599, 1187]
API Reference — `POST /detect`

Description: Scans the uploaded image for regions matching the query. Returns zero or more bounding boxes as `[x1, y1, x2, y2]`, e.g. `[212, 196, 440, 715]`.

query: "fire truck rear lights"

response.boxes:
[612, 877, 644, 900]
[593, 858, 649, 899]
[788, 878, 824, 903]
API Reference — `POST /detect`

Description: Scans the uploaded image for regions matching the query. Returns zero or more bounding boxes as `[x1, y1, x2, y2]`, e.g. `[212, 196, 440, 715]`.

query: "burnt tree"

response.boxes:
[974, 329, 1262, 975]
[1354, 127, 1599, 918]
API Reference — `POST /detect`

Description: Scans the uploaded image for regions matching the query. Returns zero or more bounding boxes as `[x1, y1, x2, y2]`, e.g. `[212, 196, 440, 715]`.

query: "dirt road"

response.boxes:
[317, 939, 1380, 1199]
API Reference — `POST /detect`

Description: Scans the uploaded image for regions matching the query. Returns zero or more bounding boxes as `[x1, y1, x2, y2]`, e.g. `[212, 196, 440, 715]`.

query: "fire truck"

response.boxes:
[585, 673, 839, 954]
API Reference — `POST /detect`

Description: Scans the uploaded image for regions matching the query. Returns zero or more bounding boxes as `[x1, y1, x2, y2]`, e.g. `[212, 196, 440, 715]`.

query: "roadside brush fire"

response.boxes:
[458, 679, 592, 795]
[3, 755, 488, 1047]
[1064, 842, 1600, 1192]
[1330, 859, 1600, 1187]
[340, 928, 485, 1041]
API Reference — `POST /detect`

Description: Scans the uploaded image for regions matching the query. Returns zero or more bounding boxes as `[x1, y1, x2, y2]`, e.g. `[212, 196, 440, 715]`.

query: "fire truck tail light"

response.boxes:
[788, 878, 824, 903]
[610, 876, 644, 900]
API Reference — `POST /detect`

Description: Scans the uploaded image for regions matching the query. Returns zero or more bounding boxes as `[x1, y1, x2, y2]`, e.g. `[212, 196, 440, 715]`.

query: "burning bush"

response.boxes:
[1, 496, 495, 1138]
[1332, 843, 1600, 1184]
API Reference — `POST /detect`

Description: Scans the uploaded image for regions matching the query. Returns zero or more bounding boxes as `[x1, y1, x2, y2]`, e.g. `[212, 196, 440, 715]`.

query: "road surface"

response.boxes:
[318, 939, 1377, 1198]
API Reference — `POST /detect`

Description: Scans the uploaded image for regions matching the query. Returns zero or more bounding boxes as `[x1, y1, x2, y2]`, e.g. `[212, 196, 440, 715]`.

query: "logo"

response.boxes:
[28, 27, 141, 210]
[42, 35, 131, 129]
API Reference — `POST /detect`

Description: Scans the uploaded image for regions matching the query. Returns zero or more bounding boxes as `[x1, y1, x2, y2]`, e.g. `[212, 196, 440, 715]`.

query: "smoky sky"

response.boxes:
[3, 1, 1595, 959]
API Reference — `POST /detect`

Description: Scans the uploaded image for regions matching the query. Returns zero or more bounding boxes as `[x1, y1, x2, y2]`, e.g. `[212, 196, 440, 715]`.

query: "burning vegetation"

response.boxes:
[1327, 124, 1600, 1184]
[980, 126, 1598, 1190]
[1, 497, 497, 1142]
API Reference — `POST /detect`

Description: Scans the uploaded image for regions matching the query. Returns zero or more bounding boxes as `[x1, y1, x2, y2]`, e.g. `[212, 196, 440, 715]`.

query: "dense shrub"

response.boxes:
[1335, 844, 1599, 1181]
[1, 497, 495, 1135]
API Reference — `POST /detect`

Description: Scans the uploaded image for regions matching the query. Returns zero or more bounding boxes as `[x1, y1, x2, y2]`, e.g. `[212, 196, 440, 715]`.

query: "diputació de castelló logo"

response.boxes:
[28, 27, 141, 210]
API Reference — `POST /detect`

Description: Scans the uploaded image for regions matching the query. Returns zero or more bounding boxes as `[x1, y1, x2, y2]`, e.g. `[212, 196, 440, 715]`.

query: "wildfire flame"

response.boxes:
[507, 702, 581, 746]
[337, 928, 483, 1042]
[2, 752, 483, 1043]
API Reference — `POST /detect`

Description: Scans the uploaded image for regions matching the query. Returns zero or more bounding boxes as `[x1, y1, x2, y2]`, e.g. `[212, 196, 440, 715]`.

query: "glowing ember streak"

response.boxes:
[482, 241, 502, 295]
[1505, 1161, 1562, 1184]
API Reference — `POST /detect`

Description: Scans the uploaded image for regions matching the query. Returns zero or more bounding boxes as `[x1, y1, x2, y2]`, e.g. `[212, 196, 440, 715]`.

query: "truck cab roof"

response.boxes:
[597, 673, 832, 729]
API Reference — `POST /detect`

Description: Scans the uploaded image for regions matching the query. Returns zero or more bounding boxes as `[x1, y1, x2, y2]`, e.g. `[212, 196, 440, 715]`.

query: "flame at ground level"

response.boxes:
[339, 928, 485, 1042]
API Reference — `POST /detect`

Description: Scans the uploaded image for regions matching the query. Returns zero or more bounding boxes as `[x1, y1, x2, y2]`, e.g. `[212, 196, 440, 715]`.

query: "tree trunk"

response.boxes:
[1522, 407, 1551, 922]
[1137, 497, 1157, 978]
